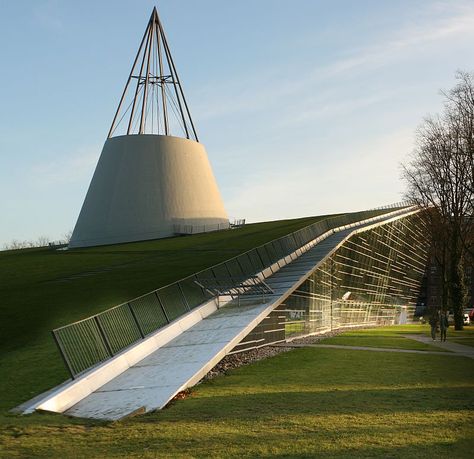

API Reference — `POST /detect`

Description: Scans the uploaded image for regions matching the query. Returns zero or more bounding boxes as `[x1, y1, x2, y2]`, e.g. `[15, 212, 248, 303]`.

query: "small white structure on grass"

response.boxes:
[69, 7, 228, 248]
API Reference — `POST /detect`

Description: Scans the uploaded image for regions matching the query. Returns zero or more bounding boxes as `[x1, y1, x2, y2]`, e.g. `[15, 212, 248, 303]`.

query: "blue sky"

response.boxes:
[1, 0, 473, 246]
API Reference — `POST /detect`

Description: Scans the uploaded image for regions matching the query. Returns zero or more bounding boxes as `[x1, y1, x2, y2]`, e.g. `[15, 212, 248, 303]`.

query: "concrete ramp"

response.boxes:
[64, 228, 354, 420]
[65, 302, 273, 419]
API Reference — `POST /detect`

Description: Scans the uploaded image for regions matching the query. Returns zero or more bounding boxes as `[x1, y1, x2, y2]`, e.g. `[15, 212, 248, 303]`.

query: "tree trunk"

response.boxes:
[449, 235, 465, 330]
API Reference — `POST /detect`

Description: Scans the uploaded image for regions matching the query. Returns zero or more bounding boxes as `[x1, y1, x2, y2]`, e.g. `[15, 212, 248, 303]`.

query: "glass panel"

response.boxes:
[236, 253, 255, 276]
[179, 276, 209, 309]
[129, 292, 168, 335]
[279, 236, 294, 256]
[264, 243, 279, 265]
[272, 240, 285, 259]
[55, 317, 110, 376]
[257, 246, 272, 267]
[98, 305, 142, 354]
[225, 258, 245, 280]
[212, 262, 233, 287]
[157, 284, 188, 322]
[247, 249, 264, 272]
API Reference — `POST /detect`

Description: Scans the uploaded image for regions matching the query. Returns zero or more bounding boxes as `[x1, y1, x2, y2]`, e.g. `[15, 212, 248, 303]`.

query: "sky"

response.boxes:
[1, 0, 474, 247]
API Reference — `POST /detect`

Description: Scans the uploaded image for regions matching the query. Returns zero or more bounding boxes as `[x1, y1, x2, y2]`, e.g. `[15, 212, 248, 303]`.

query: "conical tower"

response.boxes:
[69, 7, 228, 248]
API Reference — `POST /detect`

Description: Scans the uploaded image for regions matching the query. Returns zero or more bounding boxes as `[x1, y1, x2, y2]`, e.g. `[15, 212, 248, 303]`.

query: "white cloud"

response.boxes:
[316, 6, 474, 80]
[195, 3, 474, 124]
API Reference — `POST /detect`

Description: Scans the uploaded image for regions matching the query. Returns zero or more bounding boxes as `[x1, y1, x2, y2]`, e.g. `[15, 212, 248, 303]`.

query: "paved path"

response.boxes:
[278, 337, 474, 359]
[402, 334, 474, 359]
[278, 343, 460, 356]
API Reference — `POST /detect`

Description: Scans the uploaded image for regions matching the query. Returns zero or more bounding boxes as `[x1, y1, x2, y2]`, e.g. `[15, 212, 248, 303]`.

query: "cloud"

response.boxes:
[194, 3, 474, 123]
[315, 5, 474, 80]
[276, 90, 400, 129]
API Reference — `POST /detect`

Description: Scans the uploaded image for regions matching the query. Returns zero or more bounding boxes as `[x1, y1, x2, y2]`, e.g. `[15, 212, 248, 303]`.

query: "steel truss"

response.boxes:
[108, 7, 198, 141]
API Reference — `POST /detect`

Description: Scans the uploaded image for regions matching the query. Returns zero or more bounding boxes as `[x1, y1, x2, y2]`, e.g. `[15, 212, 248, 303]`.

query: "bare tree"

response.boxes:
[2, 230, 73, 251]
[3, 235, 50, 250]
[62, 229, 73, 244]
[402, 71, 474, 330]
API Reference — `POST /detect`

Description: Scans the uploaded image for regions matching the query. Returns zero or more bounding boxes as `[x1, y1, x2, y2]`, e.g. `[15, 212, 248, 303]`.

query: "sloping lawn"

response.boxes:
[0, 215, 329, 416]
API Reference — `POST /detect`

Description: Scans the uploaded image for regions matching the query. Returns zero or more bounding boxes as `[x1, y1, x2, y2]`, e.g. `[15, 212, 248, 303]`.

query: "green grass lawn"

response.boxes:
[2, 208, 474, 458]
[450, 338, 474, 347]
[320, 325, 451, 352]
[411, 323, 474, 347]
[414, 323, 474, 340]
[0, 215, 333, 416]
[440, 325, 474, 344]
[445, 325, 474, 347]
[1, 340, 473, 458]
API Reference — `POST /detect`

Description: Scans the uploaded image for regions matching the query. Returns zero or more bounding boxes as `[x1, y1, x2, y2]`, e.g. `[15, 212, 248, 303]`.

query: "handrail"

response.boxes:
[52, 204, 413, 378]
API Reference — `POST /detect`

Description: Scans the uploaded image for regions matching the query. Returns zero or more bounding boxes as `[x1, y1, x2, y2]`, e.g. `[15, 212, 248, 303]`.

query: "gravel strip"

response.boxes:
[203, 345, 293, 381]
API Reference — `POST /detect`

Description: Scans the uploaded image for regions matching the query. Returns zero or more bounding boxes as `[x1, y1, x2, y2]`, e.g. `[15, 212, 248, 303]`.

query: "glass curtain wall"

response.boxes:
[235, 213, 429, 350]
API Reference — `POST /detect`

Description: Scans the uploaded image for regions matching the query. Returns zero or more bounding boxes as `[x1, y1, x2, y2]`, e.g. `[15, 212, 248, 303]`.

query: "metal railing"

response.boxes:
[370, 200, 413, 210]
[52, 205, 412, 379]
[173, 222, 230, 235]
[195, 276, 274, 307]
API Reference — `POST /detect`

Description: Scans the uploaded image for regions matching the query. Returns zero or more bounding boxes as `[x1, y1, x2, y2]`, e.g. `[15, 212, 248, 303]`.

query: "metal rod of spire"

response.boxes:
[108, 7, 199, 141]
[139, 13, 155, 134]
[155, 15, 169, 135]
[156, 13, 198, 141]
[157, 21, 189, 138]
[127, 20, 153, 135]
[107, 18, 151, 138]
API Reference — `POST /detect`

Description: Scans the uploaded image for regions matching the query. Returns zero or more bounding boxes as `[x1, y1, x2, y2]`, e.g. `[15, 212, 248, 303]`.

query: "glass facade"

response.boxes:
[235, 213, 429, 351]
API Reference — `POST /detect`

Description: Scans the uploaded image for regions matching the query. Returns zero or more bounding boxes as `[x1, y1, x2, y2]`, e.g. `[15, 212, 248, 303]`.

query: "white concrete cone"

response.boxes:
[69, 134, 228, 248]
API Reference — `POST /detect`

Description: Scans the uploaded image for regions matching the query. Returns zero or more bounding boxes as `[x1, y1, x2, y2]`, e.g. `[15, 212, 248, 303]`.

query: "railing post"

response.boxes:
[128, 303, 145, 339]
[235, 257, 246, 276]
[51, 330, 76, 380]
[263, 245, 275, 274]
[94, 316, 114, 357]
[178, 282, 190, 311]
[155, 291, 170, 323]
[246, 252, 256, 274]
[256, 249, 266, 275]
[291, 233, 299, 252]
[224, 262, 234, 282]
[195, 274, 208, 299]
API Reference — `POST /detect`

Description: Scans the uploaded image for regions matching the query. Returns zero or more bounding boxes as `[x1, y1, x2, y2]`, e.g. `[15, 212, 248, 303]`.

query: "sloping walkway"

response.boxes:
[64, 214, 409, 420]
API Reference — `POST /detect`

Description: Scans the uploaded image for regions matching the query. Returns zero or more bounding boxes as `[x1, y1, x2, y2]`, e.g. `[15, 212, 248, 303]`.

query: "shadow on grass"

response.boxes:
[137, 385, 474, 424]
[3, 404, 471, 459]
[255, 439, 470, 459]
